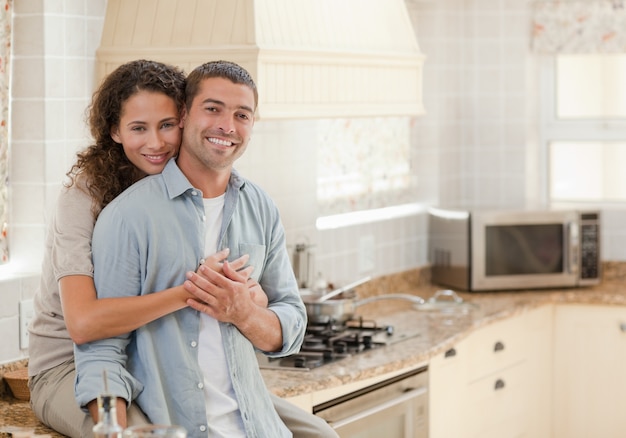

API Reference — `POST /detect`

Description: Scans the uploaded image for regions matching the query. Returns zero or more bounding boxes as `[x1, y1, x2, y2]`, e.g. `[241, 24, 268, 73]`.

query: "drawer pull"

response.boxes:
[494, 341, 505, 352]
[444, 348, 457, 358]
[494, 379, 505, 391]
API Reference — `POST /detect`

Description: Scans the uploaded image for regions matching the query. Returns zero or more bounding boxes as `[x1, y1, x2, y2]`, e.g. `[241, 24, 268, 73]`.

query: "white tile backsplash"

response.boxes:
[10, 99, 45, 141]
[10, 141, 46, 184]
[11, 15, 44, 56]
[11, 57, 45, 98]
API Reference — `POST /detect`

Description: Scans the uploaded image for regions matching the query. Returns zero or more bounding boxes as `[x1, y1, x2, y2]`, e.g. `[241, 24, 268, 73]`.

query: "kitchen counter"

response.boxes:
[260, 263, 626, 402]
[2, 263, 626, 436]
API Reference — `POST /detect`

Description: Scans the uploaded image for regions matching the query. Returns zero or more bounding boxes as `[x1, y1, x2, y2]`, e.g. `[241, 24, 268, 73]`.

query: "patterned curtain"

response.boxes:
[0, 0, 11, 263]
[533, 1, 626, 53]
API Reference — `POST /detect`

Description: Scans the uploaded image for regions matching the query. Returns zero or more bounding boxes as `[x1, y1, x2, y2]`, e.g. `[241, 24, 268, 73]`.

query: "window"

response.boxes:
[316, 117, 417, 220]
[544, 54, 626, 203]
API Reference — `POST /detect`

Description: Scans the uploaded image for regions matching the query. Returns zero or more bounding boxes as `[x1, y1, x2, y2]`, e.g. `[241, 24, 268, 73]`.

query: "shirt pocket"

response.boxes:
[237, 243, 266, 281]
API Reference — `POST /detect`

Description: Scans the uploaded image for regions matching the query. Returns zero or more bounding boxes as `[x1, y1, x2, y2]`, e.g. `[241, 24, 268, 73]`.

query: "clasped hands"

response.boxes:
[183, 248, 268, 324]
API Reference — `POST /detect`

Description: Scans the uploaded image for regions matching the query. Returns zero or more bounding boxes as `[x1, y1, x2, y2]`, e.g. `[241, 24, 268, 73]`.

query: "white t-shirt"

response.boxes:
[198, 194, 246, 437]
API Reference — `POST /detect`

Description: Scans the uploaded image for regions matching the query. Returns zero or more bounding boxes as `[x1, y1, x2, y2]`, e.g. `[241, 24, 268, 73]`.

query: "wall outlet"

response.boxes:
[358, 235, 375, 273]
[19, 299, 34, 350]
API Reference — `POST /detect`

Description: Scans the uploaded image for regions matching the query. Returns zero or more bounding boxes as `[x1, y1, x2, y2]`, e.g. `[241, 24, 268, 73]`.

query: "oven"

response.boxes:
[313, 366, 428, 438]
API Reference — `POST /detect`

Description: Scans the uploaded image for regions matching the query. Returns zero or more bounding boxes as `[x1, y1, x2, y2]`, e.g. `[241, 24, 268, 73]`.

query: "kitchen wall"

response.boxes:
[1, 0, 626, 365]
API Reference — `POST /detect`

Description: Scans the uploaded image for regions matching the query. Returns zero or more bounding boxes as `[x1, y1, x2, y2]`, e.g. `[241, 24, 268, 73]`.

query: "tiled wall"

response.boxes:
[1, 0, 625, 366]
[0, 0, 107, 364]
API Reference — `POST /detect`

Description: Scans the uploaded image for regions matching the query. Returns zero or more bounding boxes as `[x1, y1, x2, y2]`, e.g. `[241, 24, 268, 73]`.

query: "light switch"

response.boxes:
[19, 299, 34, 350]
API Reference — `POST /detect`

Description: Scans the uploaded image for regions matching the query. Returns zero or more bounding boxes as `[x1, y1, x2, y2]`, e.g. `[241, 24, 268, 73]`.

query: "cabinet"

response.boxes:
[553, 304, 626, 438]
[429, 305, 553, 438]
[428, 337, 469, 438]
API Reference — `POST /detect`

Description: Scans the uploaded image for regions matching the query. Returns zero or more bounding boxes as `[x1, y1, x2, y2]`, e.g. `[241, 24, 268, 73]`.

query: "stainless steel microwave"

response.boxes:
[428, 207, 601, 291]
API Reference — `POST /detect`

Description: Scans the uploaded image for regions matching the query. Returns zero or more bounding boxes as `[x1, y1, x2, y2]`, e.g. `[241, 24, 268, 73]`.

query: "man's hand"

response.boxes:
[183, 260, 282, 352]
[184, 260, 258, 323]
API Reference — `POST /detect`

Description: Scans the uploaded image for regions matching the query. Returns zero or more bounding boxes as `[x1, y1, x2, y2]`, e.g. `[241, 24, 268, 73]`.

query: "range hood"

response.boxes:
[96, 0, 425, 120]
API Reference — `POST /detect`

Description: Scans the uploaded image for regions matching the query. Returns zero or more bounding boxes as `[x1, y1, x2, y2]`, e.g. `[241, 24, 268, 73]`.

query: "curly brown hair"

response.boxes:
[66, 59, 186, 218]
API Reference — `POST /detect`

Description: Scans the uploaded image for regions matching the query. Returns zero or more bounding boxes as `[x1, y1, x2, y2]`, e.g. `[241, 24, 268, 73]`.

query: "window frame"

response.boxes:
[540, 55, 626, 206]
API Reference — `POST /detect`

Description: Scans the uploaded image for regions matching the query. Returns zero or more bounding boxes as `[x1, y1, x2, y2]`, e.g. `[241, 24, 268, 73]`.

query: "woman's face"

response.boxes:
[111, 90, 182, 176]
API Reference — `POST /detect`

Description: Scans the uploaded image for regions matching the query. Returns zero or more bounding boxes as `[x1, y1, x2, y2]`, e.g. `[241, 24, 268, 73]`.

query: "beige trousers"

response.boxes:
[29, 359, 338, 437]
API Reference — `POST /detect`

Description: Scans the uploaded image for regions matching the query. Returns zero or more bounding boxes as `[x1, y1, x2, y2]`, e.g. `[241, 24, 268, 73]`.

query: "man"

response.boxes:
[75, 61, 335, 437]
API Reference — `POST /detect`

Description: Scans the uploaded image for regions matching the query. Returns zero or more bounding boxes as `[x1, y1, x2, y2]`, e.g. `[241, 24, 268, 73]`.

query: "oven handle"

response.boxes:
[326, 386, 427, 430]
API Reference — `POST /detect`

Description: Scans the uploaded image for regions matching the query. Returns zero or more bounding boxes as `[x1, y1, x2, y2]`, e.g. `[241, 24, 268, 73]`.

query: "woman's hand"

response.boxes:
[201, 248, 252, 278]
[247, 279, 269, 308]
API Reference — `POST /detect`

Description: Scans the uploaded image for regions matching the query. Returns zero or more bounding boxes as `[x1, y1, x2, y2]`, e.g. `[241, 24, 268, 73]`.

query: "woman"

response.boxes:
[27, 60, 255, 437]
[28, 59, 337, 438]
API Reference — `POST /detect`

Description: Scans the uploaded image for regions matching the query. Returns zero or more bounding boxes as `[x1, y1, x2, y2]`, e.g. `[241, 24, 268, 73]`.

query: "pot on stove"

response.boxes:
[300, 277, 425, 323]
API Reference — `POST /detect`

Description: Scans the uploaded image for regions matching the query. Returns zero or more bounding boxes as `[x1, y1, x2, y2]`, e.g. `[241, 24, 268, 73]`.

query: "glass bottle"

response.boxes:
[93, 393, 123, 438]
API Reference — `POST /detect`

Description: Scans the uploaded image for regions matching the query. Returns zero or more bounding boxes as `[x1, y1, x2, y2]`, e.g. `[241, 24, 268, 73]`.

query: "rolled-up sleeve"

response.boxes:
[74, 205, 143, 409]
[258, 208, 307, 356]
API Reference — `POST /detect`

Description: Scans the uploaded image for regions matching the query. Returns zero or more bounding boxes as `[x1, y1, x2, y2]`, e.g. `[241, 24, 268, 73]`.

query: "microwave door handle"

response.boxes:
[568, 221, 579, 274]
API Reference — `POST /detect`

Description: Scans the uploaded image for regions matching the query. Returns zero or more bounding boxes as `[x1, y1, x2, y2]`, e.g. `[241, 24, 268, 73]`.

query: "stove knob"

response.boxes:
[363, 335, 372, 349]
[294, 356, 306, 368]
[334, 341, 347, 354]
[386, 325, 394, 336]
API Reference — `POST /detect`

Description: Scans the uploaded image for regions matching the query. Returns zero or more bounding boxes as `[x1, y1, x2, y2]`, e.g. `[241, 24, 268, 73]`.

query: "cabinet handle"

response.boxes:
[494, 379, 505, 391]
[494, 341, 505, 352]
[444, 348, 456, 358]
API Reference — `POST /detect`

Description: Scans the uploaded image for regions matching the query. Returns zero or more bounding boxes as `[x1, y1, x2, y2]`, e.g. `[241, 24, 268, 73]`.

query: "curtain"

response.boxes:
[0, 0, 11, 263]
[533, 1, 626, 53]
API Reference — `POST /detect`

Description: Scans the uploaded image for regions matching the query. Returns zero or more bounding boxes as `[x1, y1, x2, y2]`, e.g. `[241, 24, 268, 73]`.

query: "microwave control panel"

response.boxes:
[580, 213, 600, 280]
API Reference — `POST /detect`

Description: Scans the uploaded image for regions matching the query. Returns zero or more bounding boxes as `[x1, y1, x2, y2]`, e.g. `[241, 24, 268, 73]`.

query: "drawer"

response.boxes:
[466, 316, 526, 381]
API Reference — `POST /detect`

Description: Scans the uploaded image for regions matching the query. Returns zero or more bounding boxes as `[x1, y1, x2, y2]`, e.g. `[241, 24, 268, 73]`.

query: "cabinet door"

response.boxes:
[467, 305, 553, 438]
[428, 340, 469, 438]
[554, 304, 626, 438]
[430, 305, 553, 438]
[466, 362, 529, 438]
[521, 304, 553, 438]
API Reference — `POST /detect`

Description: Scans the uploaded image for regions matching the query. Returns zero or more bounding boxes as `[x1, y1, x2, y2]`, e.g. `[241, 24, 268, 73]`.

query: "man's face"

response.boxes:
[180, 77, 256, 172]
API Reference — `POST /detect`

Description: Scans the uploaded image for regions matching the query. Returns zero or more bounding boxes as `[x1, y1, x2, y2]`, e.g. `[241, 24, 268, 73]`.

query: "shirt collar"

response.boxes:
[162, 158, 246, 199]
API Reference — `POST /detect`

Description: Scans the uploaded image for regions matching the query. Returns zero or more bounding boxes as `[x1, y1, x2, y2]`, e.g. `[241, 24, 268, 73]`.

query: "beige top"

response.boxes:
[28, 181, 99, 377]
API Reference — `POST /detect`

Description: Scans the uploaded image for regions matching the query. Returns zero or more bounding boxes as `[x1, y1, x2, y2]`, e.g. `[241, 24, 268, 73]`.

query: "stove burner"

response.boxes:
[257, 316, 418, 370]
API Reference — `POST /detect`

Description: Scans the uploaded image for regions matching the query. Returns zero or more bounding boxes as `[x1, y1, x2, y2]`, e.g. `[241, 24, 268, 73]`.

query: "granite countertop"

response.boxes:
[2, 263, 625, 436]
[260, 280, 626, 399]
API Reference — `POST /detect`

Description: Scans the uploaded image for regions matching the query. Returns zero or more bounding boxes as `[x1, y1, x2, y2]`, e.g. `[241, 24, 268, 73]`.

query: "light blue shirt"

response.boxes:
[75, 159, 305, 438]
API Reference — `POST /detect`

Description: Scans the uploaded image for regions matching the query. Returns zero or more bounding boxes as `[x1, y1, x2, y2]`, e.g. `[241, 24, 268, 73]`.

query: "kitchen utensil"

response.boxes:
[315, 276, 371, 302]
[301, 290, 424, 323]
[293, 241, 315, 288]
[122, 426, 187, 438]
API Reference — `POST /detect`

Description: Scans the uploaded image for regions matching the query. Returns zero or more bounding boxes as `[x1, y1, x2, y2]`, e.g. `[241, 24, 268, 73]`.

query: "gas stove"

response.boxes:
[256, 317, 421, 371]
